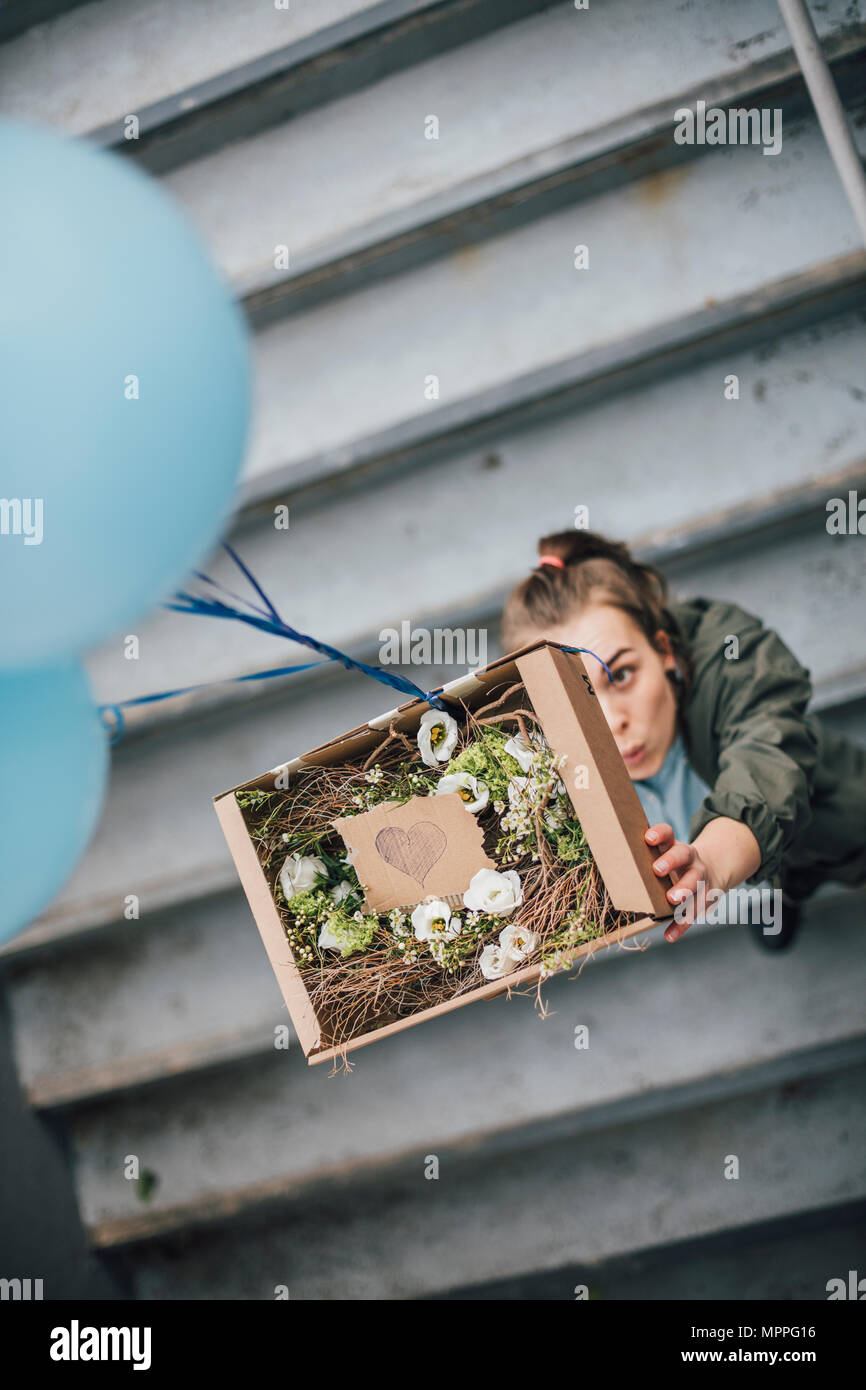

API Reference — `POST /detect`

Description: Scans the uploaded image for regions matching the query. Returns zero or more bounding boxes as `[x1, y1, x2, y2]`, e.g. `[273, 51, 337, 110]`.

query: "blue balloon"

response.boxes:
[0, 117, 251, 668]
[0, 663, 108, 943]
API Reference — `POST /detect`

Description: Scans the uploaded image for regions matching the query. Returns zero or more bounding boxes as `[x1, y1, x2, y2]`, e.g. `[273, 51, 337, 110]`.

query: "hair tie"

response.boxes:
[537, 554, 565, 570]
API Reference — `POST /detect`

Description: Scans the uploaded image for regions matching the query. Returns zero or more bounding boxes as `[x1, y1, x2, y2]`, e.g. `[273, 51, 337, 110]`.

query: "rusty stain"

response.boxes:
[452, 242, 482, 272]
[636, 165, 691, 207]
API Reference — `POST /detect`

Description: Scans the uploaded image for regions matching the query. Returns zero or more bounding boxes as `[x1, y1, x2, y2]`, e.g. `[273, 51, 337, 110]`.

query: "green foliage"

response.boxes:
[323, 906, 379, 958]
[553, 820, 590, 862]
[444, 726, 522, 801]
[284, 886, 332, 918]
[540, 903, 606, 978]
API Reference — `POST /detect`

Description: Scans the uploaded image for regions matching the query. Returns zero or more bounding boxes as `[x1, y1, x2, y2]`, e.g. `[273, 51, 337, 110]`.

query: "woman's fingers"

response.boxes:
[645, 823, 675, 853]
[664, 919, 688, 942]
[666, 864, 703, 905]
[646, 828, 704, 941]
[651, 838, 694, 878]
[665, 880, 696, 939]
[664, 865, 711, 940]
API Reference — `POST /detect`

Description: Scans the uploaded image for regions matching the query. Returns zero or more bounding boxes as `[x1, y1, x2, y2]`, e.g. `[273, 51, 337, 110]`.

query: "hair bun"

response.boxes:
[535, 529, 665, 604]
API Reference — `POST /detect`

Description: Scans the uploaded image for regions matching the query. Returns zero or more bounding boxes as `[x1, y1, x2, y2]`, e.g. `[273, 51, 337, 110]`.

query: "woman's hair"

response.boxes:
[501, 528, 694, 705]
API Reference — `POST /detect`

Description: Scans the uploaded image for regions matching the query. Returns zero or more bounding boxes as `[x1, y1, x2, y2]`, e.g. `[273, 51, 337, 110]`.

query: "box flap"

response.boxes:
[213, 792, 323, 1053]
[516, 645, 672, 918]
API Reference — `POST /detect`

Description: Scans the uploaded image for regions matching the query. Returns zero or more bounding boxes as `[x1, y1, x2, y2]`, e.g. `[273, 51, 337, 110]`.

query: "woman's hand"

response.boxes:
[644, 817, 762, 943]
[645, 823, 717, 942]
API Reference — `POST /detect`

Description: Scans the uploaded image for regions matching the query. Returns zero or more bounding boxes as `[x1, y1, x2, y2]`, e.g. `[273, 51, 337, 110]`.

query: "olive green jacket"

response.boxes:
[666, 596, 866, 900]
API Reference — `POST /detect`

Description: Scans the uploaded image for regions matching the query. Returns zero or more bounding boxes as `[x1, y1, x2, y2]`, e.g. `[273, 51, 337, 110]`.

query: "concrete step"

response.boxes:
[6, 892, 729, 1114]
[5, 0, 859, 172]
[152, 1, 866, 319]
[432, 1201, 866, 1300]
[7, 2, 863, 307]
[121, 1054, 866, 1296]
[0, 1, 454, 139]
[79, 303, 866, 723]
[6, 889, 282, 1110]
[58, 893, 866, 1248]
[234, 106, 866, 498]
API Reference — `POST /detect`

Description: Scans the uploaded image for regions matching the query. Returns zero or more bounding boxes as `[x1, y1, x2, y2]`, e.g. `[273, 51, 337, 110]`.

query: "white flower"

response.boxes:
[463, 868, 523, 916]
[388, 908, 410, 937]
[417, 709, 459, 767]
[505, 733, 535, 773]
[318, 920, 341, 950]
[330, 879, 354, 904]
[479, 943, 516, 980]
[507, 776, 528, 809]
[279, 852, 326, 902]
[411, 897, 461, 941]
[435, 771, 489, 813]
[499, 923, 536, 962]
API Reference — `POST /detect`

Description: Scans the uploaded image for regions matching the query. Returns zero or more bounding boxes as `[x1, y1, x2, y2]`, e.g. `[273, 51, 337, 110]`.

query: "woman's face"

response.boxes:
[528, 601, 679, 780]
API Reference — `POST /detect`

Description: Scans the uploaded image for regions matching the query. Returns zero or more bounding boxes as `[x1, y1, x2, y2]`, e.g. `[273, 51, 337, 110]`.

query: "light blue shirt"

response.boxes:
[633, 734, 774, 903]
[633, 733, 712, 848]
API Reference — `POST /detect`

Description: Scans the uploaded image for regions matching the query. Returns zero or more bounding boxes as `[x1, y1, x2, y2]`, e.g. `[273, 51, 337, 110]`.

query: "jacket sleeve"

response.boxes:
[687, 602, 820, 885]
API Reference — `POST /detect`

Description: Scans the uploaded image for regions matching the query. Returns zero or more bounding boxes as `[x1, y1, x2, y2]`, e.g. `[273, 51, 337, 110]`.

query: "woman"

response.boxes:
[501, 530, 866, 948]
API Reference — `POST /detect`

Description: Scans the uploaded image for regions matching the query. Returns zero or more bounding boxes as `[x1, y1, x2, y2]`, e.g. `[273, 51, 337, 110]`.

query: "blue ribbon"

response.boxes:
[99, 658, 328, 744]
[559, 646, 615, 684]
[99, 544, 450, 743]
[99, 545, 615, 744]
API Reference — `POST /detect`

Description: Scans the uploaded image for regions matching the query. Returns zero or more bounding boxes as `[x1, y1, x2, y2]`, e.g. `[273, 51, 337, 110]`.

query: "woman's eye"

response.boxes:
[612, 665, 634, 684]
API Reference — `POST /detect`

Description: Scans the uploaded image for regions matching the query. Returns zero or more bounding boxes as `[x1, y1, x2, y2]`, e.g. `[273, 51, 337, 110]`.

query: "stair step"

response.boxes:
[60, 897, 866, 1248]
[432, 1201, 866, 1300]
[154, 4, 865, 318]
[0, 1, 448, 138]
[122, 1057, 866, 1296]
[236, 103, 866, 498]
[80, 303, 866, 728]
[7, 891, 730, 1111]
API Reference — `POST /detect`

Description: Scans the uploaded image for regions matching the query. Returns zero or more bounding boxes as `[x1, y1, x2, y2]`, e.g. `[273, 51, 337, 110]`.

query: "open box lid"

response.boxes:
[515, 645, 672, 919]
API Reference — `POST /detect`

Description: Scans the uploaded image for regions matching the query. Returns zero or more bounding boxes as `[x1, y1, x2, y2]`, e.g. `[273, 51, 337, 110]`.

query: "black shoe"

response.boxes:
[748, 892, 801, 951]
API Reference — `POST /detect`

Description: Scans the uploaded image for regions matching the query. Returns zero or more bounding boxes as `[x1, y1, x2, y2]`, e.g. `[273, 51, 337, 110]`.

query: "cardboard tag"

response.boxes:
[331, 792, 496, 912]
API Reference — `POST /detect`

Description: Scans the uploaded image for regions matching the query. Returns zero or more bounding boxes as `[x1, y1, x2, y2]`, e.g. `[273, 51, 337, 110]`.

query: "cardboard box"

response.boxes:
[214, 640, 674, 1066]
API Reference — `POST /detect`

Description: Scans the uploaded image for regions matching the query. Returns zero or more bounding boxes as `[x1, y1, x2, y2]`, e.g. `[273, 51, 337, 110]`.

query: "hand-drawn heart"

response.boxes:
[375, 822, 447, 886]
